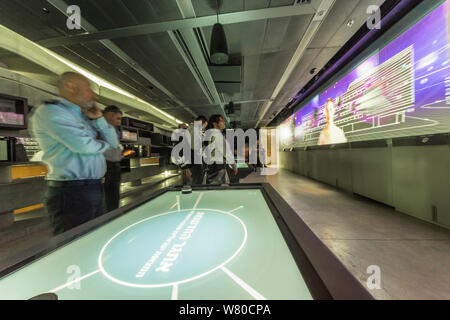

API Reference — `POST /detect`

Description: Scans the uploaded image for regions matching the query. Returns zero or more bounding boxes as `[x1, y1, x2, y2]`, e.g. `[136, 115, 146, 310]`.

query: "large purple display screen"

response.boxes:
[281, 2, 450, 147]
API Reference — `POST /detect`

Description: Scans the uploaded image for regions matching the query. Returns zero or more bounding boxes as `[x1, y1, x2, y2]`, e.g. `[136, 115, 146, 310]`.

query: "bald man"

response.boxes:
[30, 72, 118, 235]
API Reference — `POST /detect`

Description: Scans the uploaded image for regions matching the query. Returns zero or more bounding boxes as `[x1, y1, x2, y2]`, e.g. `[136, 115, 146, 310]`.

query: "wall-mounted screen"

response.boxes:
[282, 2, 450, 147]
[279, 114, 294, 148]
[0, 95, 27, 129]
[121, 130, 138, 142]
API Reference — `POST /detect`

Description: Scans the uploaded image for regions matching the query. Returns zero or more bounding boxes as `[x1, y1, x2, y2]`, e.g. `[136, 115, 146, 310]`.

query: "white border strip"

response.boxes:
[221, 267, 266, 300]
[193, 192, 204, 209]
[49, 269, 100, 293]
[171, 284, 178, 300]
[229, 206, 243, 214]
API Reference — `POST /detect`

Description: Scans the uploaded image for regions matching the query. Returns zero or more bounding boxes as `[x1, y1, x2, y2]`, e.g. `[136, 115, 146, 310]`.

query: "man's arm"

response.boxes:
[84, 106, 119, 149]
[90, 117, 119, 149]
[38, 105, 111, 154]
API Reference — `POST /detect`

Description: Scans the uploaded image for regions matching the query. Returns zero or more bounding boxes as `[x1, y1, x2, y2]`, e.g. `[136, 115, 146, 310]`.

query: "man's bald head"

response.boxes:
[57, 72, 86, 91]
[58, 72, 97, 110]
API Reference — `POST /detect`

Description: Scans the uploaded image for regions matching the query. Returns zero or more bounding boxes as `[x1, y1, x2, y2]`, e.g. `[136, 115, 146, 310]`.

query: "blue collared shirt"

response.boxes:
[30, 99, 119, 181]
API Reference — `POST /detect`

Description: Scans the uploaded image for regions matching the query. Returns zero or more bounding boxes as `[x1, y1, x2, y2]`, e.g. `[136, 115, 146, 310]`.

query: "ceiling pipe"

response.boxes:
[37, 5, 316, 48]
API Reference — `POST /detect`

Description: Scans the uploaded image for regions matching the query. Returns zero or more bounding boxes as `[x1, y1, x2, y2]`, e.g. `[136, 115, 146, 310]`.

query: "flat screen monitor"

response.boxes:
[0, 94, 28, 129]
[121, 130, 138, 142]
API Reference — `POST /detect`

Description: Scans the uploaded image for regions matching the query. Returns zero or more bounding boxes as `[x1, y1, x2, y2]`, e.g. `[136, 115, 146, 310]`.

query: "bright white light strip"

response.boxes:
[171, 284, 178, 300]
[193, 192, 204, 209]
[228, 206, 244, 214]
[34, 44, 181, 125]
[49, 269, 100, 293]
[42, 48, 133, 98]
[97, 208, 248, 288]
[221, 267, 266, 300]
[280, 125, 292, 140]
[417, 52, 438, 69]
[135, 98, 176, 120]
[176, 195, 181, 212]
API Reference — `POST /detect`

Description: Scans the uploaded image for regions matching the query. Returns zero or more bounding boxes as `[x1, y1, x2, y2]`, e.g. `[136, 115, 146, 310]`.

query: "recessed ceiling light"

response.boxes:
[42, 7, 50, 14]
[347, 19, 354, 27]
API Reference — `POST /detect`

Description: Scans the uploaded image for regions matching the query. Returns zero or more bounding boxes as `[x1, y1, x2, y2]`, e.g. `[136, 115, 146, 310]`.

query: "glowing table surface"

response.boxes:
[0, 188, 314, 300]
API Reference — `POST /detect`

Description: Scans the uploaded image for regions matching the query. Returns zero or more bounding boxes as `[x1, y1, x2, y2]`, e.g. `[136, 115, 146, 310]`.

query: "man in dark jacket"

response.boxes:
[103, 105, 123, 212]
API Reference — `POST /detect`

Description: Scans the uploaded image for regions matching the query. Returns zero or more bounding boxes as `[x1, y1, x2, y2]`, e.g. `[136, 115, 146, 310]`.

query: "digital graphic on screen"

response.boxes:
[285, 2, 450, 147]
[280, 114, 294, 147]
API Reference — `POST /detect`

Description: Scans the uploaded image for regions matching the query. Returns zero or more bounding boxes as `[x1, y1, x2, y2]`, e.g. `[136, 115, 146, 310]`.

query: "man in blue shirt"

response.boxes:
[30, 72, 118, 234]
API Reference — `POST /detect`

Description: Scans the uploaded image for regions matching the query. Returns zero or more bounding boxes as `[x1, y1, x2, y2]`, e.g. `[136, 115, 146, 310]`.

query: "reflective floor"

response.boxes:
[242, 169, 450, 300]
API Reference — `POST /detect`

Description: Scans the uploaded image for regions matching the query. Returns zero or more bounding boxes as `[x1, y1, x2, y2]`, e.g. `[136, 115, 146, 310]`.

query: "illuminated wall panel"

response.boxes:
[280, 2, 450, 147]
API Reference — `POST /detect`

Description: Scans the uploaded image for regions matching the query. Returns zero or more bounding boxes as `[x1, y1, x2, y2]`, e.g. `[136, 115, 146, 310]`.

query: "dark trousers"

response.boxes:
[206, 164, 229, 185]
[44, 180, 104, 235]
[104, 161, 122, 213]
[190, 164, 204, 185]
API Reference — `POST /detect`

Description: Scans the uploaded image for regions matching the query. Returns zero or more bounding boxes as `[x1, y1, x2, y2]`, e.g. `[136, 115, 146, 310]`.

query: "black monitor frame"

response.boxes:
[0, 93, 28, 130]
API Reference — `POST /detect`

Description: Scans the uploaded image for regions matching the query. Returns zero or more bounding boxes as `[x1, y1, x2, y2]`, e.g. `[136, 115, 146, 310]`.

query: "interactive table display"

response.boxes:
[0, 184, 367, 300]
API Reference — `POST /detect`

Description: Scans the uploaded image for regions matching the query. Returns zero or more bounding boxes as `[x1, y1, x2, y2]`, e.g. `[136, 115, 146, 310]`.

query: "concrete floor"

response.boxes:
[241, 169, 450, 300]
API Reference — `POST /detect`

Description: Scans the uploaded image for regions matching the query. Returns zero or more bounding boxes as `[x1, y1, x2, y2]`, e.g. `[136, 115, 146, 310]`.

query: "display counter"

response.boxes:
[0, 162, 47, 184]
[130, 157, 160, 169]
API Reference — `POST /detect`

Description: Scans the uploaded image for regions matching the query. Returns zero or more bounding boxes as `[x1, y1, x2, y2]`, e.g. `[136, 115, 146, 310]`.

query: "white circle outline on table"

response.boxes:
[98, 208, 247, 288]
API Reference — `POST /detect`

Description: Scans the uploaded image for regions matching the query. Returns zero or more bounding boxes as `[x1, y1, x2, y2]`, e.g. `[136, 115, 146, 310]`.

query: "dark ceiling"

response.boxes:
[0, 0, 385, 128]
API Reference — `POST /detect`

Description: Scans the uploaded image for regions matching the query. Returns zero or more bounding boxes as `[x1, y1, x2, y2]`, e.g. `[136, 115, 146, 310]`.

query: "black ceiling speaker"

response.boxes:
[210, 23, 229, 65]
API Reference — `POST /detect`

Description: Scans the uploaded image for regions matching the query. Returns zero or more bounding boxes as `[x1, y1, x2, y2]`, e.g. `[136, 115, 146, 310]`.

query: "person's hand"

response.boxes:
[233, 168, 238, 175]
[85, 105, 103, 120]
